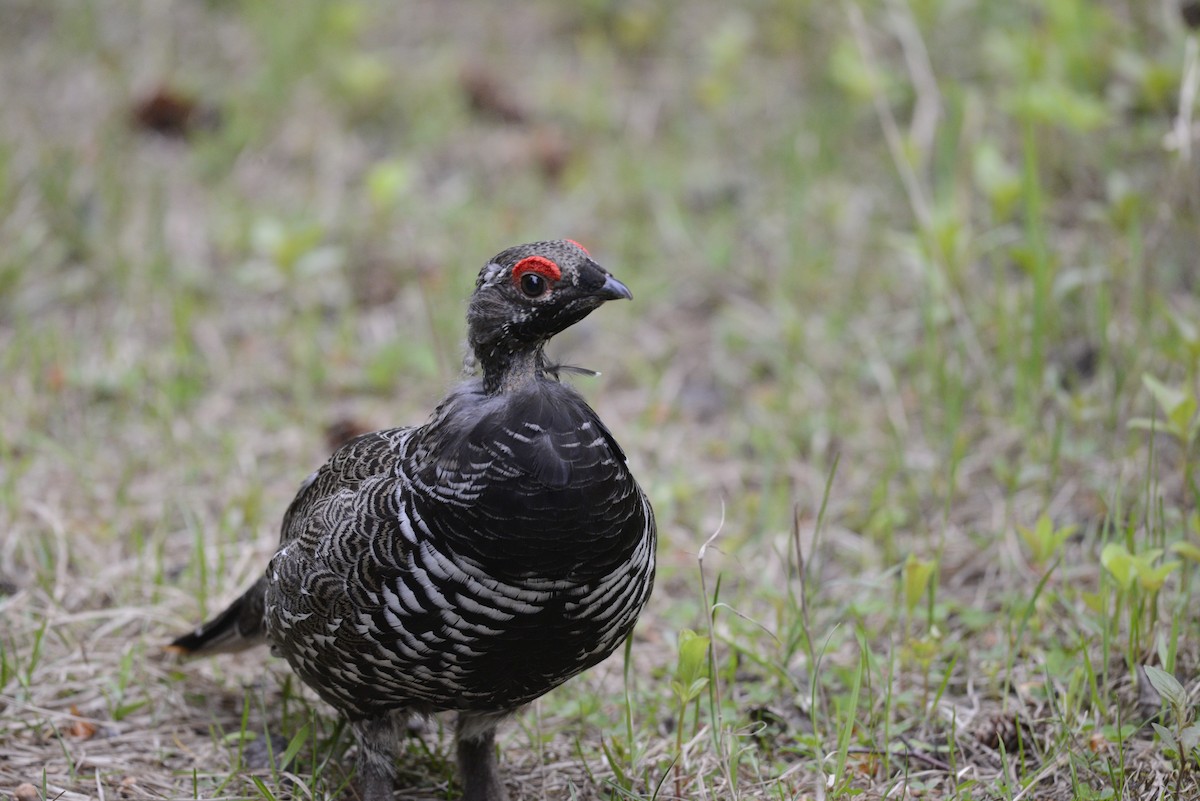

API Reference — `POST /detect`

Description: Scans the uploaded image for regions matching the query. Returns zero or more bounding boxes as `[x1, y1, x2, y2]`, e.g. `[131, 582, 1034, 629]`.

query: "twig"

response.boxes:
[844, 746, 952, 772]
[844, 0, 992, 386]
[844, 1, 930, 229]
[696, 501, 735, 801]
[1170, 35, 1199, 161]
[885, 0, 941, 163]
[1008, 749, 1069, 801]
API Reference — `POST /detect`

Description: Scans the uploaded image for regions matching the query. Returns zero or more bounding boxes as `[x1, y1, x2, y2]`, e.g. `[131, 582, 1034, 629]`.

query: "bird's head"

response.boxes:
[467, 240, 631, 389]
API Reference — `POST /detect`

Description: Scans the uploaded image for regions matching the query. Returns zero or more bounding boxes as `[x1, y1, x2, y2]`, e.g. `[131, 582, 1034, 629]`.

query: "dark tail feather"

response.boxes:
[167, 577, 268, 656]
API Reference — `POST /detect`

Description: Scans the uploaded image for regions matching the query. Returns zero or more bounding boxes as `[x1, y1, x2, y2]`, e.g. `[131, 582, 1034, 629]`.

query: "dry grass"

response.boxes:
[3, 1, 1200, 800]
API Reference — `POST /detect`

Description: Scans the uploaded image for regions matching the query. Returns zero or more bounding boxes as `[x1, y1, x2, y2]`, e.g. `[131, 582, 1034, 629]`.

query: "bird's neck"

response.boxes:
[479, 345, 549, 395]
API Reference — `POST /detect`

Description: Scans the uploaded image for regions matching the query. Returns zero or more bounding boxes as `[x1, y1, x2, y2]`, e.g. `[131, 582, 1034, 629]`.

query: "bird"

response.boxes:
[169, 239, 657, 801]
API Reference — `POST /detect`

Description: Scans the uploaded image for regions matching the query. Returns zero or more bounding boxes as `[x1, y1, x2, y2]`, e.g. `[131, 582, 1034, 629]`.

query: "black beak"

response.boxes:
[597, 273, 633, 301]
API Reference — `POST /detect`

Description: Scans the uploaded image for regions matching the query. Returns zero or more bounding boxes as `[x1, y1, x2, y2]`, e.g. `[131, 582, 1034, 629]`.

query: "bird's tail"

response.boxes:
[167, 577, 268, 656]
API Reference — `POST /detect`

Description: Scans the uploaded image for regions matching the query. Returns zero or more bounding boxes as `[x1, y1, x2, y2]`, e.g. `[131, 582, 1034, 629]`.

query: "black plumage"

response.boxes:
[170, 240, 656, 801]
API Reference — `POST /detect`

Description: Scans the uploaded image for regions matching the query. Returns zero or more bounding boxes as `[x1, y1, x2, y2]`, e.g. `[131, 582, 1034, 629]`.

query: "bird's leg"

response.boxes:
[456, 713, 508, 801]
[350, 716, 399, 801]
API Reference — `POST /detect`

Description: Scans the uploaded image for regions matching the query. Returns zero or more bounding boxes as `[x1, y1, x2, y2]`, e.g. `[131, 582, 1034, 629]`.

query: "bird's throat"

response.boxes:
[481, 346, 548, 395]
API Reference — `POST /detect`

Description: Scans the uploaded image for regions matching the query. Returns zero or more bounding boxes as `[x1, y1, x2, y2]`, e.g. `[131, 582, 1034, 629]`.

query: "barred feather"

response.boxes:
[260, 377, 655, 717]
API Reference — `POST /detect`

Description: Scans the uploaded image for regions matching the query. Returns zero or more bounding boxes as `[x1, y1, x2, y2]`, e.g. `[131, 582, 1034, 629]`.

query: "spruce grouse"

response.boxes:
[169, 240, 656, 801]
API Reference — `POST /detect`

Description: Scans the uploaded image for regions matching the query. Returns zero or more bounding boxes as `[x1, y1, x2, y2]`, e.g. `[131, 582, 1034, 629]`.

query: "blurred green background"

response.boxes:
[2, 1, 1199, 799]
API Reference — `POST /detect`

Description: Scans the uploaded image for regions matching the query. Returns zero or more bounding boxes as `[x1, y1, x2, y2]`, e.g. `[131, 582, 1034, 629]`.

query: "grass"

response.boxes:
[2, 0, 1200, 798]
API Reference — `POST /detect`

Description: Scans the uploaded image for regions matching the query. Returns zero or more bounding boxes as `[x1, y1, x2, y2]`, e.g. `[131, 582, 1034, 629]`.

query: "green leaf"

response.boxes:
[365, 158, 414, 210]
[1080, 590, 1106, 613]
[279, 722, 310, 772]
[1137, 560, 1179, 592]
[673, 629, 710, 696]
[686, 677, 710, 701]
[1141, 374, 1197, 441]
[221, 730, 257, 746]
[1170, 399, 1198, 439]
[1010, 80, 1109, 132]
[1102, 723, 1138, 742]
[1016, 518, 1043, 561]
[251, 217, 325, 274]
[1100, 544, 1135, 590]
[669, 677, 708, 705]
[249, 775, 277, 801]
[1181, 724, 1200, 754]
[829, 38, 886, 102]
[1145, 665, 1186, 709]
[1152, 722, 1178, 753]
[598, 736, 631, 788]
[1171, 541, 1200, 563]
[972, 142, 1021, 219]
[112, 698, 149, 721]
[908, 635, 940, 663]
[902, 554, 936, 614]
[1170, 310, 1200, 348]
[1018, 514, 1076, 565]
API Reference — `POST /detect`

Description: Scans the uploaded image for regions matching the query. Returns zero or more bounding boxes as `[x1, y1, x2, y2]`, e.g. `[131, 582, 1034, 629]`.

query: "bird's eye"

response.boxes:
[520, 272, 548, 297]
[512, 255, 560, 298]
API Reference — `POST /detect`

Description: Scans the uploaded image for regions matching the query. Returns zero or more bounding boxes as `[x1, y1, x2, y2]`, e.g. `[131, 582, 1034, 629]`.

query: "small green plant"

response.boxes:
[1145, 665, 1200, 797]
[1131, 375, 1199, 448]
[1101, 543, 1180, 660]
[1018, 514, 1077, 569]
[1101, 545, 1180, 596]
[597, 636, 652, 797]
[22, 617, 49, 690]
[1172, 513, 1200, 566]
[900, 553, 942, 711]
[1130, 374, 1200, 505]
[364, 158, 415, 219]
[902, 553, 936, 623]
[247, 216, 331, 284]
[829, 634, 867, 798]
[670, 628, 711, 799]
[106, 646, 149, 721]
